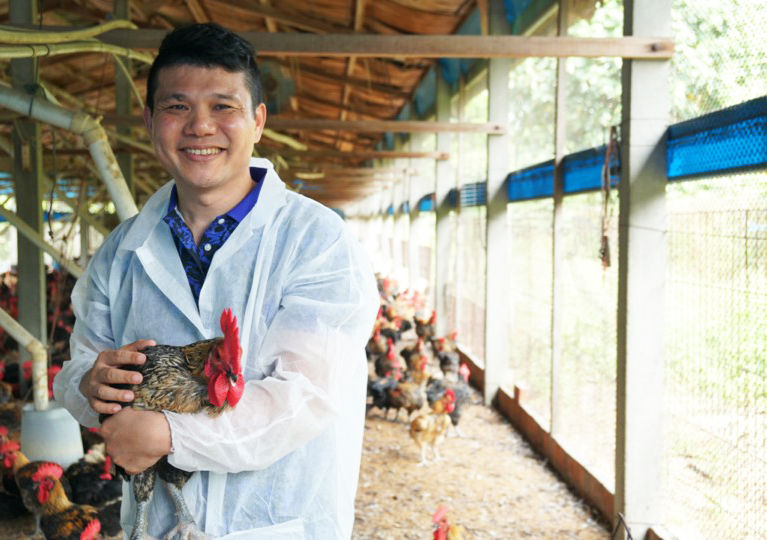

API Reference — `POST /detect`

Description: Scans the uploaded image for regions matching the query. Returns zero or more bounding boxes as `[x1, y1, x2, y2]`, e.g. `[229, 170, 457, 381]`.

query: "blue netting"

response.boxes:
[446, 187, 460, 208]
[418, 193, 435, 212]
[667, 96, 767, 180]
[461, 181, 487, 207]
[386, 204, 394, 215]
[506, 160, 554, 202]
[563, 144, 620, 194]
[400, 201, 411, 214]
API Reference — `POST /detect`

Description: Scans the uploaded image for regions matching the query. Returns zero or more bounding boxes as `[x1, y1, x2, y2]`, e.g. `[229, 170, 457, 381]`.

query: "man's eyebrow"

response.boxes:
[157, 93, 242, 102]
[212, 93, 243, 101]
[157, 93, 186, 102]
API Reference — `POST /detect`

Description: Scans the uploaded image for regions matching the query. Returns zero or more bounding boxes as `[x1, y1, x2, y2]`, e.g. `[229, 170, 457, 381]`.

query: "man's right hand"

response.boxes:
[79, 339, 156, 415]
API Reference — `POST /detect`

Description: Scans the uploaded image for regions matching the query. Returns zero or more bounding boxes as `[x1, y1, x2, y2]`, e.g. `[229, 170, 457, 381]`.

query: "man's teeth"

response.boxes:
[185, 148, 221, 155]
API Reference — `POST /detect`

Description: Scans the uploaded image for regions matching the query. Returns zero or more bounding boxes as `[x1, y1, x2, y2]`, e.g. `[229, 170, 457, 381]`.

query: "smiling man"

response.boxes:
[54, 23, 379, 539]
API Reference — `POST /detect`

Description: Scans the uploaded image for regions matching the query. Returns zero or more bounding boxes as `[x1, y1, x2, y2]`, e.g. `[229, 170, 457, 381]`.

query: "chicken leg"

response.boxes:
[129, 467, 157, 540]
[159, 458, 209, 540]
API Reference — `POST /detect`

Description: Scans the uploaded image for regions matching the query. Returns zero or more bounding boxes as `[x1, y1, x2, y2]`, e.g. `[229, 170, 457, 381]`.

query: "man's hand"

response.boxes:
[79, 339, 156, 415]
[101, 408, 171, 474]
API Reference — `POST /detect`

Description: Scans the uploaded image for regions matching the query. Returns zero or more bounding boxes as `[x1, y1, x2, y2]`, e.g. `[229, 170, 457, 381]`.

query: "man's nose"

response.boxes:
[184, 108, 216, 136]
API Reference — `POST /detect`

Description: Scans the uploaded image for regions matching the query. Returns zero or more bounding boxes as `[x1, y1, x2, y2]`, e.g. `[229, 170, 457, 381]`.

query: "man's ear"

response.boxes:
[143, 106, 153, 133]
[253, 102, 267, 144]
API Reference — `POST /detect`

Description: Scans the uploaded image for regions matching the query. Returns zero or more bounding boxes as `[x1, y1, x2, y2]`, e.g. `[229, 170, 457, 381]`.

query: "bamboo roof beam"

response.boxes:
[84, 114, 501, 134]
[96, 31, 674, 59]
[279, 148, 448, 160]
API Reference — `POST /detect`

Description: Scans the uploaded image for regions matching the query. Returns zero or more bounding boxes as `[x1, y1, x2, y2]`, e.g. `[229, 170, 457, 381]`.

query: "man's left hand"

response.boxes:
[100, 408, 172, 475]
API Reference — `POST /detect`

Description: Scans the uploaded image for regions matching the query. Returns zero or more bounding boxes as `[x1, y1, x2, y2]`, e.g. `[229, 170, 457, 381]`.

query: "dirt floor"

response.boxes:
[353, 384, 611, 539]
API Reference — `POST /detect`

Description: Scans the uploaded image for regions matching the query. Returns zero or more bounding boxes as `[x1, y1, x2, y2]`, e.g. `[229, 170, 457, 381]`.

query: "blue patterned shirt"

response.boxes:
[163, 167, 266, 305]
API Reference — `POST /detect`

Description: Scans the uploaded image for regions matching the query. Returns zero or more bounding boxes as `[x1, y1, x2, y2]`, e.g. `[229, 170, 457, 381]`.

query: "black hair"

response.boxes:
[146, 23, 262, 113]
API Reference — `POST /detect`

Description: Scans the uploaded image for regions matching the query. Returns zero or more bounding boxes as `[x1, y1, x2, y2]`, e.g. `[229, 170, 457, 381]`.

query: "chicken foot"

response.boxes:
[159, 459, 209, 540]
[162, 481, 210, 540]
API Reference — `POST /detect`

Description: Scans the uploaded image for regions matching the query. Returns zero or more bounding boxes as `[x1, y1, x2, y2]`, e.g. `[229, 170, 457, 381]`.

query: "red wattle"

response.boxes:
[227, 377, 245, 407]
[208, 373, 228, 407]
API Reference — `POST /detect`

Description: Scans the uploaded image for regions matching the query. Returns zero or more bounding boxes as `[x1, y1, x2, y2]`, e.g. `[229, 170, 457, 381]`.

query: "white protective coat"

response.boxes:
[53, 157, 379, 539]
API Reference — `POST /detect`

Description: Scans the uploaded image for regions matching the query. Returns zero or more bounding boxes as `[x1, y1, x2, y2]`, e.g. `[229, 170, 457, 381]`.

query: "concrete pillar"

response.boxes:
[434, 73, 455, 337]
[615, 0, 670, 536]
[483, 0, 512, 405]
[550, 0, 569, 437]
[10, 0, 47, 376]
[114, 0, 135, 198]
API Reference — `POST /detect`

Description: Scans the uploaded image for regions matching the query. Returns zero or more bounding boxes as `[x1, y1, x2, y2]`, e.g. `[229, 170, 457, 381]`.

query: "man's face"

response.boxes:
[144, 65, 266, 197]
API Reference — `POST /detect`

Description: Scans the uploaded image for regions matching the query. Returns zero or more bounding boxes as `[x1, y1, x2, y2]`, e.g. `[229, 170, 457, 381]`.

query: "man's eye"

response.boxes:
[214, 104, 234, 111]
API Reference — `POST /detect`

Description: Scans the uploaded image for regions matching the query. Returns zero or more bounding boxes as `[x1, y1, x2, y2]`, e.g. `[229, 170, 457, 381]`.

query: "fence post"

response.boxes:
[483, 0, 512, 405]
[616, 0, 671, 536]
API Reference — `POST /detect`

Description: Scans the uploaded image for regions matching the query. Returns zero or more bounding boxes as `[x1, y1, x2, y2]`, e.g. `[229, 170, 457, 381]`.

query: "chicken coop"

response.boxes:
[0, 0, 763, 538]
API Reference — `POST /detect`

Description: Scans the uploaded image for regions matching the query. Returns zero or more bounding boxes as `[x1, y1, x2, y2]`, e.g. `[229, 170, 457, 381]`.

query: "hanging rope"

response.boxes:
[610, 513, 635, 540]
[599, 125, 619, 269]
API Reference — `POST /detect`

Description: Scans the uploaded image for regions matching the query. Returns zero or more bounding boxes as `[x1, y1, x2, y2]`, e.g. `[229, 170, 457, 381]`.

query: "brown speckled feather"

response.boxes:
[41, 502, 100, 540]
[124, 339, 228, 416]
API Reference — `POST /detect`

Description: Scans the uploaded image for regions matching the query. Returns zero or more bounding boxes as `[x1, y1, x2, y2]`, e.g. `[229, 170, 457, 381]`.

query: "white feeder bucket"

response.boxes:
[20, 401, 84, 468]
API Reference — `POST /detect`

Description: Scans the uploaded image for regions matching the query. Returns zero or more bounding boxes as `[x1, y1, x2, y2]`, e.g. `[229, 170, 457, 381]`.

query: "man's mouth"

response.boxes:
[183, 147, 223, 156]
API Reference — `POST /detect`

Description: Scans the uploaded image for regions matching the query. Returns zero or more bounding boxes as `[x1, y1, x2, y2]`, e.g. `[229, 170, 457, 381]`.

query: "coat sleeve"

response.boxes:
[53, 232, 122, 428]
[165, 217, 380, 473]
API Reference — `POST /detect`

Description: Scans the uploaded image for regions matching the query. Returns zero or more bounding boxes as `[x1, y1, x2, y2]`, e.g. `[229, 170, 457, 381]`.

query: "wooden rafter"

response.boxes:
[185, 0, 211, 23]
[97, 30, 674, 59]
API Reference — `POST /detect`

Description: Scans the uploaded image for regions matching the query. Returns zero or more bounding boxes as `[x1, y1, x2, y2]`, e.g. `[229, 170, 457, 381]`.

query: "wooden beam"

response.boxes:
[97, 30, 674, 59]
[270, 118, 505, 133]
[94, 113, 501, 134]
[280, 148, 448, 160]
[337, 0, 368, 149]
[291, 167, 410, 176]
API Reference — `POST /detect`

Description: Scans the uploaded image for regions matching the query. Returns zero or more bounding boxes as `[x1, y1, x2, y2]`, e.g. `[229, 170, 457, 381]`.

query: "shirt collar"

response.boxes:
[165, 166, 268, 223]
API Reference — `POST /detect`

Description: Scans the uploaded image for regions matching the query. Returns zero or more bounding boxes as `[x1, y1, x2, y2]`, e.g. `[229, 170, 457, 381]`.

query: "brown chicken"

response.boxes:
[365, 327, 387, 360]
[0, 441, 68, 535]
[414, 310, 437, 340]
[374, 339, 401, 378]
[400, 337, 428, 373]
[102, 308, 244, 540]
[410, 388, 455, 464]
[387, 375, 426, 422]
[434, 332, 460, 379]
[33, 463, 102, 540]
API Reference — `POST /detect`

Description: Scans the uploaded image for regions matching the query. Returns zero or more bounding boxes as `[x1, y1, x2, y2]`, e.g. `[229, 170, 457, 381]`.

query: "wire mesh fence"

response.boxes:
[555, 191, 619, 489]
[454, 206, 487, 362]
[663, 172, 767, 539]
[507, 199, 553, 426]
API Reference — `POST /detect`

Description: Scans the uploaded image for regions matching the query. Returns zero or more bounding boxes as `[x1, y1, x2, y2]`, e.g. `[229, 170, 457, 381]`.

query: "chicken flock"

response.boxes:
[0, 267, 472, 538]
[366, 276, 472, 538]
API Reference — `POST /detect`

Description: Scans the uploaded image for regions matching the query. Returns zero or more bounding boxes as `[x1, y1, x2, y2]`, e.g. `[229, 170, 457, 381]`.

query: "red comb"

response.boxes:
[80, 518, 101, 540]
[32, 462, 63, 482]
[0, 426, 7, 437]
[445, 388, 456, 403]
[432, 504, 449, 523]
[459, 363, 470, 382]
[0, 440, 19, 453]
[219, 308, 242, 372]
